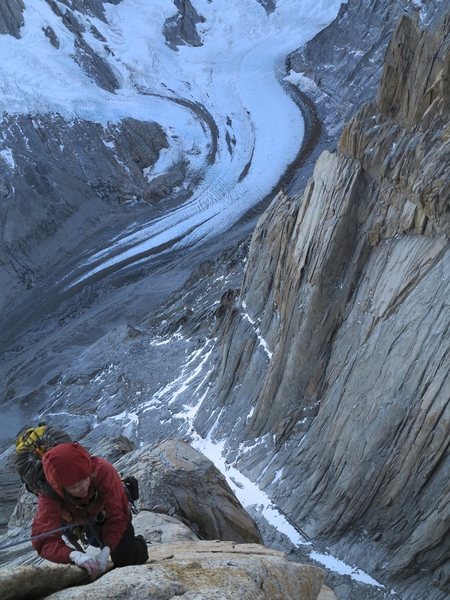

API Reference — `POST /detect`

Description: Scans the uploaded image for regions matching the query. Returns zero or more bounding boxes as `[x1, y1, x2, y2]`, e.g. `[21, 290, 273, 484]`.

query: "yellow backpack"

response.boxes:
[15, 423, 72, 495]
[15, 424, 49, 458]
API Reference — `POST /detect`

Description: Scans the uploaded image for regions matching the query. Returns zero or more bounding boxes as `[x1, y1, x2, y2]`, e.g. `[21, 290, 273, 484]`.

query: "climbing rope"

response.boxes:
[0, 521, 85, 553]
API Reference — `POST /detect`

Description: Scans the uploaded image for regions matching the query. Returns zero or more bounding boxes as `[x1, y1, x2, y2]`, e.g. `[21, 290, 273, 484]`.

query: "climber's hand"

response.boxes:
[95, 546, 110, 575]
[69, 550, 99, 580]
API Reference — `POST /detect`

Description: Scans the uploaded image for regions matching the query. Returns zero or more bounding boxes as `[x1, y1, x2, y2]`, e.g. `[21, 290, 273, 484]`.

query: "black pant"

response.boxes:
[110, 519, 148, 567]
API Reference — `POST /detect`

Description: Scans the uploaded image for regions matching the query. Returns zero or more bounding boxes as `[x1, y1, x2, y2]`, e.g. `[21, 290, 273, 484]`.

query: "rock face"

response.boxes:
[0, 541, 327, 600]
[163, 0, 205, 50]
[131, 510, 199, 545]
[115, 439, 263, 544]
[0, 563, 94, 600]
[0, 474, 21, 532]
[256, 0, 276, 16]
[0, 3, 448, 599]
[286, 0, 448, 193]
[195, 14, 450, 599]
[0, 0, 24, 38]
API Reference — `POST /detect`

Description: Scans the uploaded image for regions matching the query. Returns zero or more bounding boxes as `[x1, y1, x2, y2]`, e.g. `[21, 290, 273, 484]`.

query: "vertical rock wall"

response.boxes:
[197, 14, 450, 598]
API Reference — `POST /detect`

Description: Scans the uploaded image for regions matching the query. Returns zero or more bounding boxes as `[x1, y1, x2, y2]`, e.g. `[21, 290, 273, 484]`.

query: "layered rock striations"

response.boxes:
[196, 14, 450, 599]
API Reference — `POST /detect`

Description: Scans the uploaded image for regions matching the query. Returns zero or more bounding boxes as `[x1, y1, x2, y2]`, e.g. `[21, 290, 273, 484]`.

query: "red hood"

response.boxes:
[42, 442, 92, 498]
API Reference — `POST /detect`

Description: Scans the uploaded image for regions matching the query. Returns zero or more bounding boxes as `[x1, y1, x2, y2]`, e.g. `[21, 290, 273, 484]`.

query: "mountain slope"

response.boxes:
[0, 3, 448, 599]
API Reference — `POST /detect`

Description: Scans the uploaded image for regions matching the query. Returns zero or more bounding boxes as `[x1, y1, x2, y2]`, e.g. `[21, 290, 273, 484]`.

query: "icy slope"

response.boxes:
[0, 0, 346, 291]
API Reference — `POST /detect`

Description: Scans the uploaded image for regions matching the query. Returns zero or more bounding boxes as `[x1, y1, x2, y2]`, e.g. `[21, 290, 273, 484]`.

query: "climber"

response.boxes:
[31, 442, 148, 579]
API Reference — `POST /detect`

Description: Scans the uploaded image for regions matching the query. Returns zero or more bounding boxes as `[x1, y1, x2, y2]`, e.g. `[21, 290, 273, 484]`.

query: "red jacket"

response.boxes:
[32, 451, 130, 563]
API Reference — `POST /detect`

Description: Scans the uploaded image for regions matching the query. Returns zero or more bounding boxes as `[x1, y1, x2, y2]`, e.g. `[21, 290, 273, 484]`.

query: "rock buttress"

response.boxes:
[197, 14, 450, 599]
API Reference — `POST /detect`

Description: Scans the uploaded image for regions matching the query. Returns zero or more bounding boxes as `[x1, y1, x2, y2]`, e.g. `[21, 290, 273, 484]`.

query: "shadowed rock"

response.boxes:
[87, 434, 136, 464]
[163, 0, 205, 50]
[0, 563, 93, 600]
[73, 36, 120, 92]
[0, 474, 21, 532]
[0, 0, 24, 38]
[132, 510, 199, 545]
[49, 0, 122, 23]
[256, 0, 276, 15]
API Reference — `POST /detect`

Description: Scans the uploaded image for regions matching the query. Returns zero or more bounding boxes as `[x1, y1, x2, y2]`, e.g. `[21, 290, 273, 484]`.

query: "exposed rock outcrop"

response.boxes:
[256, 0, 276, 16]
[163, 0, 205, 51]
[195, 13, 450, 599]
[0, 563, 95, 600]
[54, 0, 122, 23]
[44, 0, 120, 91]
[0, 541, 327, 600]
[131, 510, 198, 545]
[286, 0, 448, 193]
[0, 0, 24, 38]
[115, 439, 263, 544]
